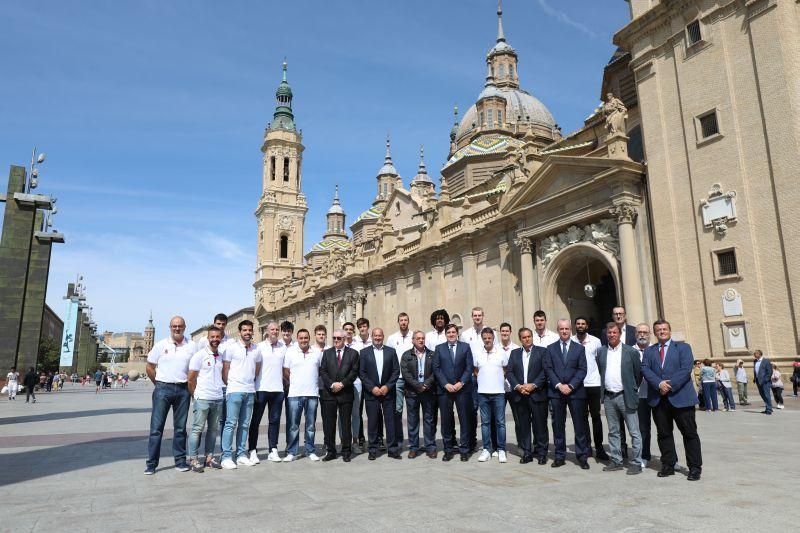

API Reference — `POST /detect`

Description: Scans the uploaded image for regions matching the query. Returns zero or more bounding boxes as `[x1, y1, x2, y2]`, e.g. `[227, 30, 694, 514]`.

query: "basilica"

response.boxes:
[254, 0, 800, 363]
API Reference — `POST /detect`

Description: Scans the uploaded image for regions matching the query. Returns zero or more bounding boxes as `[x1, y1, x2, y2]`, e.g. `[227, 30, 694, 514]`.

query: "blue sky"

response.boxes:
[0, 0, 630, 335]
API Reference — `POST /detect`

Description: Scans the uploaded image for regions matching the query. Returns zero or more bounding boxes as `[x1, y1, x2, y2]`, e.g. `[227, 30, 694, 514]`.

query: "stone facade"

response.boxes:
[190, 306, 256, 343]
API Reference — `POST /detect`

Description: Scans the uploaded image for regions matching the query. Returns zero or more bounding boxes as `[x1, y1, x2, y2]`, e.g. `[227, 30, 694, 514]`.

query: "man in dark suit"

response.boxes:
[597, 322, 642, 475]
[506, 327, 549, 465]
[543, 319, 590, 469]
[641, 319, 703, 481]
[752, 349, 773, 415]
[600, 306, 637, 347]
[433, 323, 474, 462]
[359, 328, 401, 460]
[400, 330, 437, 458]
[319, 329, 359, 462]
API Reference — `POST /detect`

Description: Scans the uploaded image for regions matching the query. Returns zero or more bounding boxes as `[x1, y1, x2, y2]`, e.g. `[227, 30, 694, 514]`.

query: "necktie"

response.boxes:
[561, 341, 568, 363]
[450, 344, 456, 363]
[337, 349, 342, 368]
[659, 344, 665, 366]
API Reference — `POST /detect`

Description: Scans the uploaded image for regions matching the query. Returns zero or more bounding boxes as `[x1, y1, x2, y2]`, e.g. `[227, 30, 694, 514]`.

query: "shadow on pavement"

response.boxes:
[0, 408, 152, 426]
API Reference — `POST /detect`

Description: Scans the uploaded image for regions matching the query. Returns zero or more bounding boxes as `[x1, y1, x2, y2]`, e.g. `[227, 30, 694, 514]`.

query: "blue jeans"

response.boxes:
[405, 392, 436, 452]
[187, 398, 223, 459]
[395, 378, 405, 444]
[757, 381, 773, 413]
[146, 382, 190, 469]
[479, 393, 506, 452]
[221, 392, 254, 460]
[720, 387, 736, 410]
[701, 382, 718, 411]
[287, 396, 318, 456]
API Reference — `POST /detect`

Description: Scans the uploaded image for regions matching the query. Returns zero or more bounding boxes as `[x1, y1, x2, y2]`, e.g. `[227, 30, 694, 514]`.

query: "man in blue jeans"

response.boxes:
[187, 326, 226, 472]
[282, 329, 323, 462]
[220, 320, 262, 469]
[753, 349, 773, 415]
[144, 316, 197, 475]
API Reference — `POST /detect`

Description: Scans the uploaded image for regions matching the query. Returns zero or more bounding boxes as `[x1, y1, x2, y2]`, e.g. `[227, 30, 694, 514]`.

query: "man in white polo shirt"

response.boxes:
[144, 316, 196, 475]
[220, 320, 262, 470]
[187, 326, 225, 472]
[249, 321, 286, 464]
[531, 310, 559, 348]
[282, 329, 322, 462]
[387, 312, 414, 446]
[473, 328, 509, 463]
[460, 307, 497, 453]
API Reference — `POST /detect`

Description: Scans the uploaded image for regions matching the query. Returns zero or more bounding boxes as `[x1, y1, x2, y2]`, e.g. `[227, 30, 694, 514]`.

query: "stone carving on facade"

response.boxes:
[540, 218, 620, 268]
[277, 215, 293, 230]
[321, 251, 346, 279]
[610, 202, 638, 225]
[602, 93, 628, 135]
[699, 183, 737, 236]
[513, 234, 534, 255]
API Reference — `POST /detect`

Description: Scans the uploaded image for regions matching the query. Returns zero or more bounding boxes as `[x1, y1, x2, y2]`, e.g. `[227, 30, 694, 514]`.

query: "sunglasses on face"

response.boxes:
[332, 337, 343, 340]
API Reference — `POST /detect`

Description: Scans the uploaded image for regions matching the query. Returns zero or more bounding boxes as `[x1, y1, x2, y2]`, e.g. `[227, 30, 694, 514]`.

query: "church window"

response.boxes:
[699, 111, 719, 139]
[270, 156, 276, 180]
[716, 249, 738, 277]
[382, 182, 387, 197]
[498, 64, 505, 78]
[283, 157, 290, 181]
[686, 20, 702, 47]
[498, 110, 503, 126]
[279, 235, 289, 259]
[510, 64, 515, 78]
[480, 111, 485, 126]
[487, 109, 494, 127]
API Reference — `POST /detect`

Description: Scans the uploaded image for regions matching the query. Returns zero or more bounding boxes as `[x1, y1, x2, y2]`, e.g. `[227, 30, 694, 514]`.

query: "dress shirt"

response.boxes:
[373, 345, 385, 381]
[222, 340, 262, 394]
[755, 359, 762, 377]
[425, 329, 447, 352]
[604, 343, 624, 393]
[619, 325, 628, 345]
[283, 345, 322, 397]
[387, 331, 414, 363]
[189, 346, 224, 400]
[573, 334, 602, 387]
[256, 339, 286, 392]
[415, 349, 427, 382]
[522, 346, 532, 384]
[474, 347, 509, 394]
[531, 329, 559, 348]
[147, 337, 197, 383]
[499, 341, 519, 392]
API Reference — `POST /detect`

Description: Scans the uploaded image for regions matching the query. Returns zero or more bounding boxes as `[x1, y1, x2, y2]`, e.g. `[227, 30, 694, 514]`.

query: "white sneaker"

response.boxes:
[236, 455, 254, 467]
[221, 458, 237, 470]
[308, 453, 321, 462]
[282, 454, 295, 462]
[640, 459, 649, 468]
[777, 404, 784, 409]
[491, 451, 499, 458]
[498, 451, 507, 463]
[478, 449, 491, 462]
[267, 448, 281, 462]
[249, 450, 260, 464]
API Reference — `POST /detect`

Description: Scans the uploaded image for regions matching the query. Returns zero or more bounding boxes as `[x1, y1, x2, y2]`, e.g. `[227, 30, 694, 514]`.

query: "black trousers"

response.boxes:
[637, 397, 652, 461]
[584, 386, 604, 450]
[365, 395, 397, 454]
[321, 398, 353, 455]
[511, 397, 549, 459]
[652, 399, 702, 472]
[439, 390, 471, 454]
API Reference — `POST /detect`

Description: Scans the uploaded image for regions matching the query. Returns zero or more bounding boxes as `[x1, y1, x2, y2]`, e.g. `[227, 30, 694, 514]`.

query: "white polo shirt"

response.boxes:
[256, 339, 286, 392]
[189, 346, 224, 401]
[387, 330, 414, 363]
[532, 329, 559, 348]
[147, 337, 196, 383]
[350, 336, 371, 352]
[460, 326, 499, 357]
[196, 334, 231, 350]
[474, 346, 509, 394]
[284, 345, 322, 397]
[222, 340, 262, 394]
[425, 329, 447, 352]
[573, 333, 602, 387]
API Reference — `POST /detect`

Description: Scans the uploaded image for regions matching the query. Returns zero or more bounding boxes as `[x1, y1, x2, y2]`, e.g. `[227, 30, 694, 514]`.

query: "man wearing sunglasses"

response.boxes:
[320, 330, 360, 462]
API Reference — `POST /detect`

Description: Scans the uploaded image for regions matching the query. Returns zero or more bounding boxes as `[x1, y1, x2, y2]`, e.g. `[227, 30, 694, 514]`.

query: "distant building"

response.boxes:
[190, 306, 256, 343]
[41, 303, 64, 345]
[102, 313, 155, 362]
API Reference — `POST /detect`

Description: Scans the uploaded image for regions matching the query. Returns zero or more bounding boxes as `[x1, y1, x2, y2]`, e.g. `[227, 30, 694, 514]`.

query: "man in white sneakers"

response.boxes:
[249, 321, 286, 463]
[283, 329, 322, 462]
[473, 328, 509, 463]
[187, 326, 225, 472]
[220, 320, 262, 469]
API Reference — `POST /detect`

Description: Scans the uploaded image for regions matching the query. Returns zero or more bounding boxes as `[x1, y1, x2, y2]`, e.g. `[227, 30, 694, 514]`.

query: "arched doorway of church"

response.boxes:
[543, 245, 620, 339]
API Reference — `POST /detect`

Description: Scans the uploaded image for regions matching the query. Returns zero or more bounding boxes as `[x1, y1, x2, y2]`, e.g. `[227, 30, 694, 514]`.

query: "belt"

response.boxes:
[605, 390, 624, 397]
[156, 381, 188, 387]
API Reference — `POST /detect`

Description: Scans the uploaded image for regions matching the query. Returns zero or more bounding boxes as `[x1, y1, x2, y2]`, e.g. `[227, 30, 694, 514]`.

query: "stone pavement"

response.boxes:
[1, 382, 796, 532]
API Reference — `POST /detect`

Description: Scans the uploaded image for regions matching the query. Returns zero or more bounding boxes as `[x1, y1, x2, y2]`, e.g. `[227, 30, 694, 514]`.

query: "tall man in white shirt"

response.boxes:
[387, 312, 414, 446]
[282, 329, 322, 462]
[187, 327, 225, 472]
[249, 321, 286, 463]
[633, 323, 653, 466]
[496, 322, 518, 456]
[460, 307, 496, 452]
[474, 328, 509, 463]
[573, 316, 609, 461]
[220, 320, 262, 469]
[531, 310, 559, 348]
[144, 316, 196, 475]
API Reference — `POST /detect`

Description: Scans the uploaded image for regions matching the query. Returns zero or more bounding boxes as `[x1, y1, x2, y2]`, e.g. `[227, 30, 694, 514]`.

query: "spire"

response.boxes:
[146, 310, 154, 329]
[270, 60, 296, 131]
[496, 0, 505, 43]
[418, 146, 427, 174]
[450, 105, 460, 142]
[384, 134, 392, 165]
[327, 185, 344, 215]
[411, 145, 433, 186]
[378, 133, 398, 175]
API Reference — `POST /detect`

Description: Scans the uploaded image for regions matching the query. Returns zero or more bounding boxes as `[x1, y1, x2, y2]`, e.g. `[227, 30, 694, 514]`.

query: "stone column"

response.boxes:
[344, 292, 354, 323]
[462, 250, 478, 308]
[611, 202, 645, 324]
[514, 234, 537, 326]
[430, 261, 445, 308]
[327, 302, 335, 335]
[354, 290, 365, 320]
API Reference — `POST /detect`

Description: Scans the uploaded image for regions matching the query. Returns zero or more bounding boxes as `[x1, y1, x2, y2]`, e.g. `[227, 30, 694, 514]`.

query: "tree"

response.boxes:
[37, 336, 60, 373]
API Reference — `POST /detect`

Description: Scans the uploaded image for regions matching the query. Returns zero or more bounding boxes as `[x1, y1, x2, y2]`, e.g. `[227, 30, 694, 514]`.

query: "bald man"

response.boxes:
[144, 316, 197, 475]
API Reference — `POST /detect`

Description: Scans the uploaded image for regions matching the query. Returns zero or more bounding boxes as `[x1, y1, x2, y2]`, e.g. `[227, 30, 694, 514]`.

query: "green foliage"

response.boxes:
[37, 336, 60, 373]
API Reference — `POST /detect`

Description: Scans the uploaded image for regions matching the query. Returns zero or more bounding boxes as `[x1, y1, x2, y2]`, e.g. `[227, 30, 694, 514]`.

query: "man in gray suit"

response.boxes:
[597, 322, 643, 475]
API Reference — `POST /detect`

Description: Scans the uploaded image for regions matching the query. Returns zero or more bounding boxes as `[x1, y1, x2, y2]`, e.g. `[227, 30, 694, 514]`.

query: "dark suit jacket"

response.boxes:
[319, 346, 359, 403]
[432, 341, 473, 394]
[543, 339, 587, 400]
[600, 324, 637, 347]
[754, 357, 772, 386]
[506, 346, 548, 402]
[641, 340, 698, 408]
[359, 345, 399, 400]
[597, 344, 642, 410]
[400, 347, 435, 396]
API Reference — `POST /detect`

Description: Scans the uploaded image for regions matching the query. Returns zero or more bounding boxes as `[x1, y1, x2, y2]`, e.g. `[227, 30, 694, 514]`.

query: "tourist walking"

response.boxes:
[715, 363, 735, 411]
[6, 368, 19, 400]
[23, 368, 37, 403]
[771, 366, 785, 410]
[700, 360, 718, 412]
[792, 357, 800, 397]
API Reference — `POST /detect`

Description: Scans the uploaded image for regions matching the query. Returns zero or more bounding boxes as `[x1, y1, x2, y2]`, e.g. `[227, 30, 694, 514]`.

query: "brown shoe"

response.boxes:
[408, 450, 418, 459]
[427, 451, 438, 459]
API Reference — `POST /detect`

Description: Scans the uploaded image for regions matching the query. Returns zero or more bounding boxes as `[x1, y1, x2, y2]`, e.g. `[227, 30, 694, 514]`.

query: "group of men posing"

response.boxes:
[144, 306, 703, 481]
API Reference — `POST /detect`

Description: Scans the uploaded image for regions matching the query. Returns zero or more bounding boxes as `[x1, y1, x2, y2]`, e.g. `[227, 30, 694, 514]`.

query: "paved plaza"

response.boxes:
[1, 383, 796, 532]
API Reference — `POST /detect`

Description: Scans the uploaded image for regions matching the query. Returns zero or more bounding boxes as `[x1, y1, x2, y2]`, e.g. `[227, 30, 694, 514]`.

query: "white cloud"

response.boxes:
[535, 0, 598, 38]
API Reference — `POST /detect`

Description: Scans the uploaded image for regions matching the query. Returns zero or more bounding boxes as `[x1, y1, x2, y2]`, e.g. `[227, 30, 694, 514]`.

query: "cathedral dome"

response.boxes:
[487, 40, 516, 57]
[456, 87, 556, 139]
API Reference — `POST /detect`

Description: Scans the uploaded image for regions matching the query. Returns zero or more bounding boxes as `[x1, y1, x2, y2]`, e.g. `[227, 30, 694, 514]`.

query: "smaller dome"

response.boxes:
[377, 136, 398, 176]
[327, 185, 345, 215]
[410, 146, 433, 185]
[311, 237, 351, 253]
[478, 84, 505, 101]
[487, 41, 516, 57]
[354, 204, 385, 223]
[276, 81, 292, 99]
